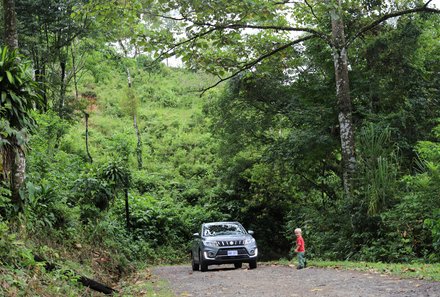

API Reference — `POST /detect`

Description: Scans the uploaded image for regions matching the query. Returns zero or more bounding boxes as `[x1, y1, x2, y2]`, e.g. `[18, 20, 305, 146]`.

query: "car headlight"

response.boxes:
[203, 241, 218, 247]
[244, 238, 255, 245]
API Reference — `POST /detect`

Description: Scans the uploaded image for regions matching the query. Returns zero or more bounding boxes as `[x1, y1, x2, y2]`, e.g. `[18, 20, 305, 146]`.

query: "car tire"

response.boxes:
[199, 251, 208, 272]
[249, 260, 257, 269]
[234, 262, 242, 269]
[191, 252, 199, 271]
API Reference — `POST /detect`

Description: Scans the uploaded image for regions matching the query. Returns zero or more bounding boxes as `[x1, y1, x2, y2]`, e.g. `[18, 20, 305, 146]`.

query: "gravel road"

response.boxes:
[152, 264, 440, 297]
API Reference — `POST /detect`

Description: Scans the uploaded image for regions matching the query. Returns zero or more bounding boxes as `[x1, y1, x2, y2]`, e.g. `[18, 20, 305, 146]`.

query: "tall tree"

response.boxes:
[2, 0, 24, 208]
[15, 0, 90, 114]
[1, 0, 40, 210]
[3, 0, 17, 49]
[118, 40, 143, 170]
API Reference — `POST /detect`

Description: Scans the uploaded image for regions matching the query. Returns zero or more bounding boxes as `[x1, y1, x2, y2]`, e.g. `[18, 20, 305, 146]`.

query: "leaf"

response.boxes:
[10, 93, 24, 111]
[15, 75, 23, 85]
[1, 47, 7, 61]
[6, 70, 14, 84]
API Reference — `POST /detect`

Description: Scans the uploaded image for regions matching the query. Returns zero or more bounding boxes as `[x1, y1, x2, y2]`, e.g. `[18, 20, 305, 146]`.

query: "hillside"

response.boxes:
[0, 62, 226, 296]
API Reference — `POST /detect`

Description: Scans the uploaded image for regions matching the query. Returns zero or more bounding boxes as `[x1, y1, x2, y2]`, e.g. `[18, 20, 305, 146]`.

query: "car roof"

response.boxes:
[203, 221, 240, 226]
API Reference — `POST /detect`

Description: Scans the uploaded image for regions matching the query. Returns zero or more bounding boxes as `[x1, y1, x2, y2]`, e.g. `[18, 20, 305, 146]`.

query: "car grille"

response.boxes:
[217, 248, 248, 256]
[216, 240, 244, 246]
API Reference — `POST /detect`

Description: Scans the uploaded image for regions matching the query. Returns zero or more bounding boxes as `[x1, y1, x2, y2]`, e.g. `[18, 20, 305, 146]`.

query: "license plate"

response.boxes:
[227, 250, 238, 256]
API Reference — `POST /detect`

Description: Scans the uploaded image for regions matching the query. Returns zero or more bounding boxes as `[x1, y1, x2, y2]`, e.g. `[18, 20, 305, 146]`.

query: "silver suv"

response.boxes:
[191, 221, 258, 271]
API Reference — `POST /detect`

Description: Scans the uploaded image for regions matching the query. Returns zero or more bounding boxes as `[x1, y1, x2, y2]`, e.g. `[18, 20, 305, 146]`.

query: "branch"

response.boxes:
[273, 0, 295, 4]
[150, 12, 330, 45]
[151, 13, 186, 21]
[33, 255, 117, 295]
[304, 0, 321, 22]
[348, 2, 440, 46]
[192, 21, 330, 44]
[424, 0, 434, 7]
[200, 34, 316, 96]
[296, 171, 337, 201]
[146, 14, 331, 69]
[140, 27, 217, 69]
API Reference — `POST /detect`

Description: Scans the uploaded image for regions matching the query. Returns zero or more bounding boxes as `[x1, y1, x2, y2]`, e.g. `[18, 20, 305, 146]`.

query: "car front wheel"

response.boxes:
[191, 252, 199, 271]
[199, 251, 208, 272]
[249, 260, 257, 269]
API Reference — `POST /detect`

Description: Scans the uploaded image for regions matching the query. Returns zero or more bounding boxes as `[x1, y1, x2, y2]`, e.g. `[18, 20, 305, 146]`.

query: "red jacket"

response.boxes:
[296, 236, 305, 252]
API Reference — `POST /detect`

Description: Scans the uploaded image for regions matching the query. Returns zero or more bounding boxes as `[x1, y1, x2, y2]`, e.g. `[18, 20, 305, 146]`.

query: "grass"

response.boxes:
[270, 259, 440, 281]
[115, 269, 174, 297]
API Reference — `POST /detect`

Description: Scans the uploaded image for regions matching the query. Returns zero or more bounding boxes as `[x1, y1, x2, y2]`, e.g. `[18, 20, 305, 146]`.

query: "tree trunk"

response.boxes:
[84, 111, 93, 163]
[71, 44, 79, 99]
[3, 0, 18, 49]
[2, 139, 25, 210]
[330, 4, 356, 200]
[34, 56, 48, 111]
[133, 114, 143, 170]
[124, 188, 130, 229]
[41, 64, 48, 111]
[10, 142, 25, 209]
[59, 58, 67, 116]
[126, 67, 143, 170]
[3, 0, 26, 210]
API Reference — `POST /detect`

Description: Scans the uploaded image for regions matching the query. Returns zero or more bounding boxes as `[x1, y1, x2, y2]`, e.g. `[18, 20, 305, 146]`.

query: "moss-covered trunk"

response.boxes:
[330, 4, 356, 201]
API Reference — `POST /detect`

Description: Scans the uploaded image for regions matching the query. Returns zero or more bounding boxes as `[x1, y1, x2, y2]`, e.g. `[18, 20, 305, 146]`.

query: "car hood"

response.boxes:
[203, 235, 253, 241]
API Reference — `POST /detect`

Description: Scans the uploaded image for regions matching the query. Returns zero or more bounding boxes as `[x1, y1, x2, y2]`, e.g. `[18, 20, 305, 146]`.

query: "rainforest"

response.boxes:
[1, 0, 439, 295]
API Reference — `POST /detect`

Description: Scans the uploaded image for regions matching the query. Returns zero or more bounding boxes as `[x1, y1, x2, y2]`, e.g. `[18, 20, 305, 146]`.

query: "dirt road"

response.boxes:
[152, 264, 440, 297]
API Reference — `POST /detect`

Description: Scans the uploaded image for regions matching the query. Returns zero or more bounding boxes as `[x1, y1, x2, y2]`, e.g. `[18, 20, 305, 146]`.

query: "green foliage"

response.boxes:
[73, 177, 112, 219]
[0, 182, 13, 218]
[384, 122, 440, 262]
[350, 122, 440, 262]
[357, 124, 400, 215]
[353, 14, 440, 162]
[116, 193, 223, 252]
[0, 46, 41, 130]
[0, 222, 34, 295]
[100, 161, 131, 190]
[0, 221, 16, 265]
[24, 181, 65, 229]
[425, 210, 440, 258]
[203, 59, 341, 258]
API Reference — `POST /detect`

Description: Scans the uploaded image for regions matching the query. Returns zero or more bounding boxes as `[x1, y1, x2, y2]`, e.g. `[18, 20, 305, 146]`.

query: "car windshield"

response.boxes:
[203, 223, 246, 236]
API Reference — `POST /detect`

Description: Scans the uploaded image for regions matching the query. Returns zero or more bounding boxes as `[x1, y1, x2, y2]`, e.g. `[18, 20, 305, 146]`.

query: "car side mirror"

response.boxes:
[248, 230, 254, 235]
[193, 232, 200, 238]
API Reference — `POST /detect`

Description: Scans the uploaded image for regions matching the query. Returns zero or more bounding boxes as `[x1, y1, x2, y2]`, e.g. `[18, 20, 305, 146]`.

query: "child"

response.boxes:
[294, 228, 306, 269]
